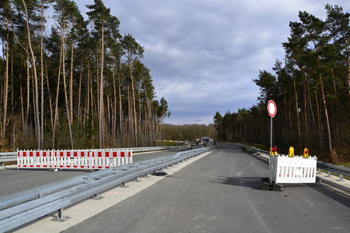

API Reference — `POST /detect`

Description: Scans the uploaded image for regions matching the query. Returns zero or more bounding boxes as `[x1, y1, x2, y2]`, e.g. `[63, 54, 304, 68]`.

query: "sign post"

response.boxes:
[267, 100, 277, 156]
[267, 100, 277, 183]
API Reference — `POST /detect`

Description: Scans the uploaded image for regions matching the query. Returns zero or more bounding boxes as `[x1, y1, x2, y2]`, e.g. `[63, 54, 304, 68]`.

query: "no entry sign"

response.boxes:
[267, 100, 277, 118]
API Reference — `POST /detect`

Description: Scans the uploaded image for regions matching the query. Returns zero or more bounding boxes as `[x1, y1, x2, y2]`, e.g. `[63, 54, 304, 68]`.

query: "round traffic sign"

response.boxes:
[267, 100, 277, 118]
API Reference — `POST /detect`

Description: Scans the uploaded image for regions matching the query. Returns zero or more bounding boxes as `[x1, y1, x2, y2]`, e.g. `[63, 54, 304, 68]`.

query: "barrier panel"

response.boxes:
[90, 149, 132, 169]
[17, 149, 133, 170]
[269, 155, 317, 184]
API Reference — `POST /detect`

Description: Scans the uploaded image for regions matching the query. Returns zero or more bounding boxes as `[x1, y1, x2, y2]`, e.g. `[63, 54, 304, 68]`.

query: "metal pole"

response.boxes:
[270, 117, 273, 155]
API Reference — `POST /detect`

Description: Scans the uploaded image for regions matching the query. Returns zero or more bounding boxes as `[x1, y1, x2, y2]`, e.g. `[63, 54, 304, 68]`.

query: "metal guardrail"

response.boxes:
[0, 146, 216, 232]
[0, 146, 183, 164]
[234, 143, 350, 181]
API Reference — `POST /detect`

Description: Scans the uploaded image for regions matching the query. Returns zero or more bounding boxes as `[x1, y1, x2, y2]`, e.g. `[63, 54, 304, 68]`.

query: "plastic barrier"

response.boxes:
[17, 149, 133, 170]
[269, 155, 317, 184]
[90, 150, 132, 169]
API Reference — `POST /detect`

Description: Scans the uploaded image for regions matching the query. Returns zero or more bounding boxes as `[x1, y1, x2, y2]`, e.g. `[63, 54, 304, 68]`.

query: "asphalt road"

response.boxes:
[63, 144, 350, 233]
[0, 150, 179, 197]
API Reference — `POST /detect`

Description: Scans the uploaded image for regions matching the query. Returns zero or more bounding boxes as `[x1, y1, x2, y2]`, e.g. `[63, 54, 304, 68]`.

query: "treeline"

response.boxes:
[0, 0, 170, 150]
[163, 124, 216, 142]
[214, 5, 350, 162]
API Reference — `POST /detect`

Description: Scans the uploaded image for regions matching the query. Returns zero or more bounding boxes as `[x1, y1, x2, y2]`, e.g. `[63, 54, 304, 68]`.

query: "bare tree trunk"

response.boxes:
[112, 65, 117, 147]
[25, 46, 30, 147]
[11, 38, 14, 148]
[292, 58, 302, 152]
[45, 61, 53, 135]
[78, 56, 82, 120]
[23, 0, 41, 149]
[62, 19, 74, 149]
[129, 61, 138, 147]
[118, 61, 123, 139]
[40, 0, 45, 147]
[314, 40, 332, 154]
[97, 21, 105, 148]
[52, 20, 64, 149]
[302, 68, 309, 146]
[2, 17, 9, 142]
[69, 24, 74, 125]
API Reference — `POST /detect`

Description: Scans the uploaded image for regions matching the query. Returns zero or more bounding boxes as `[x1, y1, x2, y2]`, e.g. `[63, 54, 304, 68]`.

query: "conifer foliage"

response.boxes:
[0, 0, 169, 150]
[214, 5, 350, 161]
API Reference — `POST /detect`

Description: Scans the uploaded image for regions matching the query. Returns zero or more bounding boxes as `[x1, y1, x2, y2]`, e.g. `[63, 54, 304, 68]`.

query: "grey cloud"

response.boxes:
[76, 0, 350, 125]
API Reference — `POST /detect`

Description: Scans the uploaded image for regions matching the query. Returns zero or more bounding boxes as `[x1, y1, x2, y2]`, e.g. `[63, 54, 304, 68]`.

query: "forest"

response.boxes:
[163, 124, 216, 142]
[0, 0, 170, 150]
[214, 5, 350, 163]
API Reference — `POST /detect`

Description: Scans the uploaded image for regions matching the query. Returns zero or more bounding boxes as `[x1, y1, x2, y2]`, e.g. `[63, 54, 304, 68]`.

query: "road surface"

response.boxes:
[62, 144, 350, 233]
[0, 150, 179, 197]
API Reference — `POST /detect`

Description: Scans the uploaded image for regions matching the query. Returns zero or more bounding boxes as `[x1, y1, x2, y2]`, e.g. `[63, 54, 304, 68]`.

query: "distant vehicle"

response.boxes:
[201, 136, 214, 147]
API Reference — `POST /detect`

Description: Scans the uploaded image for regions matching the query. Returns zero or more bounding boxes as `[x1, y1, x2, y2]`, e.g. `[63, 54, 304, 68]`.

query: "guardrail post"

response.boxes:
[317, 168, 322, 174]
[52, 208, 70, 222]
[338, 174, 344, 181]
[326, 171, 331, 177]
[92, 193, 103, 200]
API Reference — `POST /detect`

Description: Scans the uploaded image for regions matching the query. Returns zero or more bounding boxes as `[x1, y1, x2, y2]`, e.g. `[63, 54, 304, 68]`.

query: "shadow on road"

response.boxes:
[212, 176, 263, 190]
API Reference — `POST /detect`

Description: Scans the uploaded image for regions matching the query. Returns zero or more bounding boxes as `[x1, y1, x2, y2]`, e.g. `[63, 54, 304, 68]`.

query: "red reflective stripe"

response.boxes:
[60, 152, 64, 157]
[37, 165, 40, 167]
[105, 152, 109, 157]
[67, 165, 70, 168]
[30, 152, 34, 157]
[30, 165, 34, 167]
[43, 165, 47, 168]
[92, 152, 95, 157]
[98, 152, 102, 157]
[67, 151, 71, 157]
[36, 152, 40, 157]
[113, 152, 117, 157]
[60, 165, 64, 168]
[121, 152, 125, 158]
[43, 151, 47, 157]
[23, 165, 27, 167]
[98, 166, 102, 169]
[80, 166, 84, 168]
[106, 166, 109, 168]
[18, 165, 21, 167]
[74, 166, 78, 168]
[74, 151, 78, 157]
[128, 152, 131, 157]
[81, 151, 85, 157]
[23, 152, 26, 157]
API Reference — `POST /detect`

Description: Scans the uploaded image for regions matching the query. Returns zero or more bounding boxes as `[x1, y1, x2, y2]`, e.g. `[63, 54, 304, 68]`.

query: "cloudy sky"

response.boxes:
[71, 0, 350, 125]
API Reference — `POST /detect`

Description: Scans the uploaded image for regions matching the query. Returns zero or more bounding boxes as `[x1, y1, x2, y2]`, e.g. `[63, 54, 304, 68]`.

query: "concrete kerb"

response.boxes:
[13, 148, 217, 233]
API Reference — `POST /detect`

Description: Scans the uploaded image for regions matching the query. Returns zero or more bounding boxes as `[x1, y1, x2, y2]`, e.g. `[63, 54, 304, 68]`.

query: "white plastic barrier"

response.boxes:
[269, 155, 317, 184]
[17, 149, 133, 170]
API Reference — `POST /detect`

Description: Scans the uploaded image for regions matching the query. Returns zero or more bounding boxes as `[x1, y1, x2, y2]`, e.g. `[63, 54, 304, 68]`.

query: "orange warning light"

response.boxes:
[303, 148, 309, 158]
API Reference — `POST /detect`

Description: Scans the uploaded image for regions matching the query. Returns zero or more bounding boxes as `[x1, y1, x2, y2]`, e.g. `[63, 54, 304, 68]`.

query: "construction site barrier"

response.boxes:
[269, 155, 317, 184]
[17, 149, 132, 170]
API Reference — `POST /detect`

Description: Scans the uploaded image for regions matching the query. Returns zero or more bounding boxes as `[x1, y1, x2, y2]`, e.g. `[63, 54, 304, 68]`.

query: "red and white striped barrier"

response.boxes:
[17, 149, 133, 170]
[269, 155, 317, 184]
[90, 150, 132, 169]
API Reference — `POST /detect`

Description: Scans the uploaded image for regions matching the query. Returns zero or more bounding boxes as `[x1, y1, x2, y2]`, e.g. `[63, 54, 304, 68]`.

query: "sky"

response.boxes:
[68, 0, 350, 125]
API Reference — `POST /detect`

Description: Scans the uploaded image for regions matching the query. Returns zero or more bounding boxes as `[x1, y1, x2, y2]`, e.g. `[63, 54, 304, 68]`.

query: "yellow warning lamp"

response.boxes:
[288, 146, 295, 157]
[274, 146, 278, 155]
[303, 148, 309, 158]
